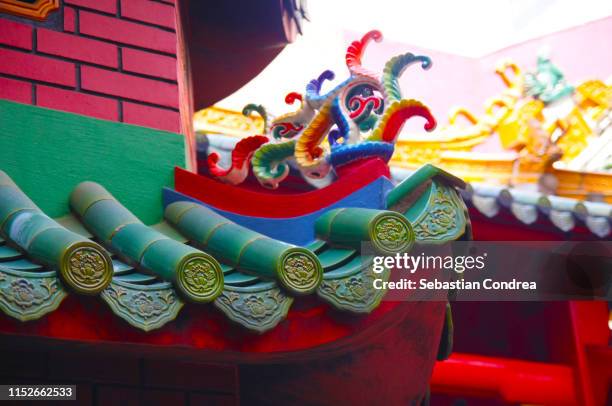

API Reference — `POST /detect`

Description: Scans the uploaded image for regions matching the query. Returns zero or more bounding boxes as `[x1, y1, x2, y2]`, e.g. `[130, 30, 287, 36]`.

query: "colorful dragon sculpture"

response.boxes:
[207, 30, 437, 189]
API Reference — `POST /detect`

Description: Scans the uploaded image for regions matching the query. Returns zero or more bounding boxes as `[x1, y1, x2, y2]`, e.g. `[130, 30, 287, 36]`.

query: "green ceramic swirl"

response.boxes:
[382, 53, 432, 103]
[251, 140, 296, 189]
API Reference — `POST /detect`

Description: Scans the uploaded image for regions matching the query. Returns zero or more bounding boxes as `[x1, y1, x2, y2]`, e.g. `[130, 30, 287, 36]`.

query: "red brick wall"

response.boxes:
[0, 0, 181, 134]
[0, 349, 239, 406]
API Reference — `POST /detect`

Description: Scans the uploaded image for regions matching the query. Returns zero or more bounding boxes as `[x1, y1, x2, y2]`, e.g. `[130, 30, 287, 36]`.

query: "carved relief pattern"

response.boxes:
[101, 282, 183, 331]
[413, 184, 465, 242]
[181, 258, 219, 296]
[318, 267, 388, 313]
[68, 247, 107, 287]
[0, 268, 66, 321]
[374, 217, 410, 251]
[215, 287, 293, 333]
[283, 253, 317, 287]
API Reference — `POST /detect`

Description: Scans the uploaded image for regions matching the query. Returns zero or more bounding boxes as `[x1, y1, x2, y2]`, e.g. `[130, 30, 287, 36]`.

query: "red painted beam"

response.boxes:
[431, 353, 577, 405]
[174, 158, 391, 217]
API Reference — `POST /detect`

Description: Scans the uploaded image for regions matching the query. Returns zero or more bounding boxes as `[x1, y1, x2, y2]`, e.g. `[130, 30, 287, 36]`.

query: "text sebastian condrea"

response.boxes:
[373, 279, 537, 290]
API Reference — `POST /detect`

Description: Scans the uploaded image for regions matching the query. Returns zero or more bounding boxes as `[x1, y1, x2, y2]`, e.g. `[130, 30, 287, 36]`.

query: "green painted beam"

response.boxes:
[0, 100, 186, 224]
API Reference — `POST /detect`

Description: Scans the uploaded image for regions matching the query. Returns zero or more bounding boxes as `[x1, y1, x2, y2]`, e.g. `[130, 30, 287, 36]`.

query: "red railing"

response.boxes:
[431, 301, 611, 405]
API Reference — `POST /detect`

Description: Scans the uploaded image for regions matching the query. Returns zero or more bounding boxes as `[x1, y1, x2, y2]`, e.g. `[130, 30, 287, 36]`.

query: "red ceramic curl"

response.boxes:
[345, 29, 383, 73]
[380, 102, 437, 142]
[207, 135, 269, 177]
[285, 92, 303, 105]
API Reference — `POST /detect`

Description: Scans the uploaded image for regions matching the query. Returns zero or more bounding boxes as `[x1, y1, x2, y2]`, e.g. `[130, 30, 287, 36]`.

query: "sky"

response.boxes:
[215, 0, 612, 114]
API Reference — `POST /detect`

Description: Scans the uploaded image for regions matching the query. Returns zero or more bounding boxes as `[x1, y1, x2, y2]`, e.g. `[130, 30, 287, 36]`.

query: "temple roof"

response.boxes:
[0, 167, 469, 333]
[392, 167, 612, 238]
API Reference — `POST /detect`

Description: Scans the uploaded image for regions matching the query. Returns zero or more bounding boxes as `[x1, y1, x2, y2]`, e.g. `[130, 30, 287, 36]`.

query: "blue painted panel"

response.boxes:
[162, 177, 393, 246]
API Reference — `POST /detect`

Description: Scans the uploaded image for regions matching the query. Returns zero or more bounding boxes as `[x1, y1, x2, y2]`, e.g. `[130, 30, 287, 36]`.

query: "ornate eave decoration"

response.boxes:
[0, 29, 474, 334]
[203, 30, 437, 190]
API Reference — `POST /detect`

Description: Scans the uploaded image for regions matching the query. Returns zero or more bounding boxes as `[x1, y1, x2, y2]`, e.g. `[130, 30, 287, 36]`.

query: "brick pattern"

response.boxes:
[0, 76, 32, 104]
[122, 48, 177, 81]
[81, 66, 178, 108]
[80, 11, 176, 54]
[37, 85, 119, 121]
[123, 102, 181, 132]
[0, 48, 75, 86]
[0, 1, 181, 133]
[64, 0, 117, 15]
[121, 0, 176, 30]
[0, 18, 32, 50]
[64, 6, 76, 32]
[38, 29, 118, 68]
[0, 349, 239, 406]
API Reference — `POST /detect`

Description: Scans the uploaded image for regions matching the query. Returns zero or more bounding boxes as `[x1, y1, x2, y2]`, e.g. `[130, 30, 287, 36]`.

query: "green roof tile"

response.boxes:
[0, 164, 470, 332]
[70, 182, 224, 304]
[0, 171, 112, 295]
[165, 201, 323, 296]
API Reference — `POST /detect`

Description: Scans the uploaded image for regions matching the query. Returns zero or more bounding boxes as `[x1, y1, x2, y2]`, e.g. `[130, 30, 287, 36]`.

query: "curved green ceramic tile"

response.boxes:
[0, 265, 67, 321]
[214, 283, 293, 334]
[115, 273, 159, 284]
[304, 239, 327, 253]
[411, 182, 467, 243]
[322, 255, 372, 279]
[386, 164, 465, 209]
[0, 245, 22, 261]
[318, 266, 390, 314]
[316, 207, 415, 254]
[223, 271, 261, 286]
[219, 263, 235, 274]
[1, 258, 44, 271]
[0, 172, 113, 295]
[100, 279, 183, 332]
[165, 201, 322, 295]
[317, 247, 357, 270]
[71, 182, 224, 304]
[112, 259, 134, 275]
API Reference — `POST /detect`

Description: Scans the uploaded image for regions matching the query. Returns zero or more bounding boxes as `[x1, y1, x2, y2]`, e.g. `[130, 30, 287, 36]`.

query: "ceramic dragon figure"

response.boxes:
[524, 55, 575, 105]
[207, 30, 437, 189]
